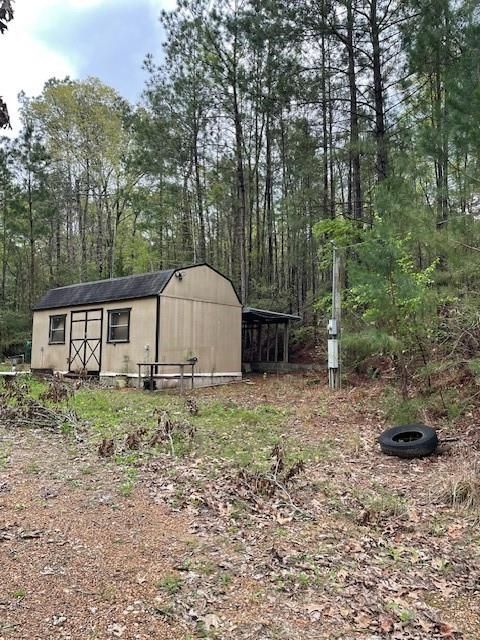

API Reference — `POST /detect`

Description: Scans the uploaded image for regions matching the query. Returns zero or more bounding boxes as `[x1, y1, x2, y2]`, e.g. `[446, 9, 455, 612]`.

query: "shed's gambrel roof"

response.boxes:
[33, 269, 175, 311]
[33, 263, 242, 311]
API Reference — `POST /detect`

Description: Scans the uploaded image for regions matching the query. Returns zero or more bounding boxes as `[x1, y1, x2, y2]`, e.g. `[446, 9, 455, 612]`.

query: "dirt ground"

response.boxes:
[1, 374, 479, 640]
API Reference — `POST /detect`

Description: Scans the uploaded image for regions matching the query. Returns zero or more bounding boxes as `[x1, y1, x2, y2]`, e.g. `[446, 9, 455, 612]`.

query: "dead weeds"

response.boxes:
[439, 455, 480, 510]
[0, 377, 83, 433]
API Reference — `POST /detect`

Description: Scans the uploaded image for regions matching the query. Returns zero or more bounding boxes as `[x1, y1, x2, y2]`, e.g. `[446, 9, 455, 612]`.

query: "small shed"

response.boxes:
[31, 264, 242, 388]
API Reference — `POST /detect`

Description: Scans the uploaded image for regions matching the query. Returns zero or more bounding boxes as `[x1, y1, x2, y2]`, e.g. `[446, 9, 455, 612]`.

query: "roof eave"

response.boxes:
[32, 292, 159, 312]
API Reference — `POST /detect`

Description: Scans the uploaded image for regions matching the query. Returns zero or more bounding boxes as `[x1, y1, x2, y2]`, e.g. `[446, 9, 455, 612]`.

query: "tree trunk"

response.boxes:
[1, 195, 6, 302]
[232, 57, 247, 303]
[321, 0, 329, 216]
[265, 113, 274, 284]
[193, 124, 207, 262]
[370, 0, 388, 181]
[346, 0, 363, 220]
[27, 170, 35, 306]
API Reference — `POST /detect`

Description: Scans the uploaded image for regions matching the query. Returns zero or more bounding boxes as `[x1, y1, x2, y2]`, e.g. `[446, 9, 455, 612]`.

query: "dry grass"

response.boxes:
[440, 455, 480, 509]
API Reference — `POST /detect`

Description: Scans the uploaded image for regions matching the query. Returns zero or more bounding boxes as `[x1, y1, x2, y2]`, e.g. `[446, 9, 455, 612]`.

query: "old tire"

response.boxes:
[378, 424, 438, 459]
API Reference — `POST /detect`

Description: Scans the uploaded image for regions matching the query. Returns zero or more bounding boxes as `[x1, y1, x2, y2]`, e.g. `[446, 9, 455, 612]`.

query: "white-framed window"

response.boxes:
[107, 308, 131, 343]
[49, 314, 66, 344]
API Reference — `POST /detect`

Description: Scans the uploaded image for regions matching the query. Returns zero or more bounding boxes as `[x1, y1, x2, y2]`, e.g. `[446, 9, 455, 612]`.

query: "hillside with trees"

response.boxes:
[1, 0, 479, 391]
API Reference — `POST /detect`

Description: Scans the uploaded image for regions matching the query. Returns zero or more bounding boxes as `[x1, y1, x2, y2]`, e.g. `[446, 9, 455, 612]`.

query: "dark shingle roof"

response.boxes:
[33, 269, 175, 311]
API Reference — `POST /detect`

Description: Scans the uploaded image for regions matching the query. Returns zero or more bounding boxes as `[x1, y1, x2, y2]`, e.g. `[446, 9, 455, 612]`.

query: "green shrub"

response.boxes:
[383, 386, 462, 424]
[290, 325, 317, 349]
[466, 358, 480, 378]
[385, 395, 424, 424]
[0, 310, 31, 357]
[342, 330, 401, 372]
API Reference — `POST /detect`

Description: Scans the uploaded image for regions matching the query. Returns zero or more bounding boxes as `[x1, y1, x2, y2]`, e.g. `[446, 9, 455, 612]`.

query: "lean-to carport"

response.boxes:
[242, 307, 300, 366]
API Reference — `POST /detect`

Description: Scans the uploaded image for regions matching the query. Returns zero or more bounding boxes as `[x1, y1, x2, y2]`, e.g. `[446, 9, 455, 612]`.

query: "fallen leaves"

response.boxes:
[438, 622, 458, 638]
[1, 374, 479, 639]
[107, 622, 126, 637]
[0, 526, 43, 541]
[202, 613, 221, 630]
[379, 613, 395, 633]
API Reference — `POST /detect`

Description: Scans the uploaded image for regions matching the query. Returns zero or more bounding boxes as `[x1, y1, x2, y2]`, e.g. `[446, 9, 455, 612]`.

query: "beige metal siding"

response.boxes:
[32, 311, 69, 372]
[159, 265, 242, 375]
[31, 297, 157, 374]
[163, 264, 240, 306]
[158, 297, 241, 374]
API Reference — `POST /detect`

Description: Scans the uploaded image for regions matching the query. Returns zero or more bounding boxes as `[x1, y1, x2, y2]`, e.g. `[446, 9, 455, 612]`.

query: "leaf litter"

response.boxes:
[0, 373, 479, 639]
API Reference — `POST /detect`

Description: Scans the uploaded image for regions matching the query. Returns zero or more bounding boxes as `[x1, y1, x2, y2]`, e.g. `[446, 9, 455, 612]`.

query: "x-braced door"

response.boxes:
[69, 309, 103, 374]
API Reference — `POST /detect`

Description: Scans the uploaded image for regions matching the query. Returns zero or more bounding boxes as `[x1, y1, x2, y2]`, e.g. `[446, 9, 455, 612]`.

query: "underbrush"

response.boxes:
[0, 376, 320, 512]
[381, 356, 480, 426]
[382, 387, 463, 425]
[342, 329, 401, 375]
[0, 376, 83, 432]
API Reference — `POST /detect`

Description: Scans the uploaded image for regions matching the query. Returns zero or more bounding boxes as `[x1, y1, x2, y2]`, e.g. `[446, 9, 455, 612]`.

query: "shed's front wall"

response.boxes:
[159, 265, 242, 377]
[31, 297, 157, 374]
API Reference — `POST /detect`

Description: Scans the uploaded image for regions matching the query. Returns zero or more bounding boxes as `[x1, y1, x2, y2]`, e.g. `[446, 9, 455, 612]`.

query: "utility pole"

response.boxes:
[328, 242, 341, 390]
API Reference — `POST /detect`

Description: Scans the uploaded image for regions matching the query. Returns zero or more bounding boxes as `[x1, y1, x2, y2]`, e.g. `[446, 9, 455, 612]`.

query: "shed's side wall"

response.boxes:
[31, 297, 157, 373]
[159, 265, 241, 375]
[164, 265, 240, 306]
[158, 297, 241, 375]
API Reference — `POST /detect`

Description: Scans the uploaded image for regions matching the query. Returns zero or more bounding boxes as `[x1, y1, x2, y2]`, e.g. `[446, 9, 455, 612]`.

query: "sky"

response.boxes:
[1, 0, 177, 134]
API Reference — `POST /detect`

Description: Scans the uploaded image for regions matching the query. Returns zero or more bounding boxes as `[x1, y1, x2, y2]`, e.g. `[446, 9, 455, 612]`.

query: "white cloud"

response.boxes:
[148, 0, 177, 11]
[22, 0, 108, 25]
[0, 0, 79, 135]
[0, 0, 177, 136]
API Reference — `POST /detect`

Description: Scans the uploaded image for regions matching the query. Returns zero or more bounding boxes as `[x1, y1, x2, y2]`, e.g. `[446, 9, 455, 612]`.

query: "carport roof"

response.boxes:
[242, 307, 301, 323]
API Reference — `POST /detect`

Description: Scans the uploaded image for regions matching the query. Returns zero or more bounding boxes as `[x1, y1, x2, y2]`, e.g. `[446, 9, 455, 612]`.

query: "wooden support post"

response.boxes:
[266, 324, 271, 362]
[283, 322, 289, 363]
[274, 323, 279, 362]
[242, 324, 246, 362]
[180, 365, 185, 394]
[257, 323, 262, 362]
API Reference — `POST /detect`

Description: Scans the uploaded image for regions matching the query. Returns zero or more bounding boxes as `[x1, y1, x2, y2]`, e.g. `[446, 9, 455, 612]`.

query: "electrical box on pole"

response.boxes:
[327, 319, 337, 335]
[328, 339, 339, 368]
